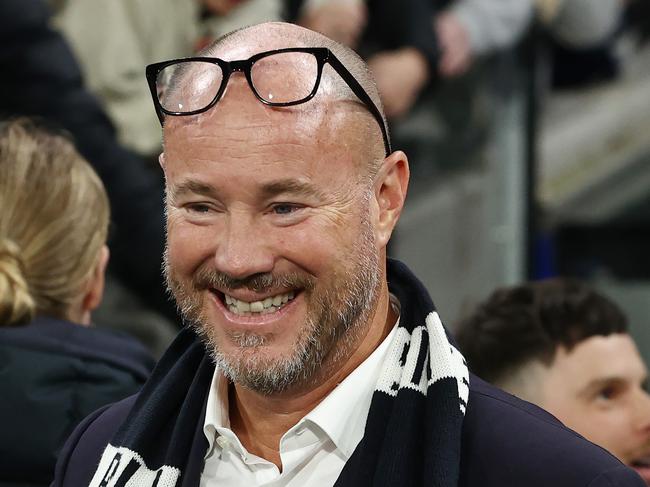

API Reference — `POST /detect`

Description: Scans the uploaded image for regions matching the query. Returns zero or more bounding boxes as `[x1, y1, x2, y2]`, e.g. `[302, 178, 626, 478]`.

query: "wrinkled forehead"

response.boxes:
[162, 76, 359, 172]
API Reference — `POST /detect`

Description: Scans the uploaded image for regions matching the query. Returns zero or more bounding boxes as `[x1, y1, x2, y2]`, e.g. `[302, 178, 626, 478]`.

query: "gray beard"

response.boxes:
[164, 203, 380, 395]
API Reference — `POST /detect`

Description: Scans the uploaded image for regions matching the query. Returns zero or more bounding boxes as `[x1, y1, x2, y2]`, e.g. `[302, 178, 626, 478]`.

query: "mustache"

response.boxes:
[192, 265, 315, 293]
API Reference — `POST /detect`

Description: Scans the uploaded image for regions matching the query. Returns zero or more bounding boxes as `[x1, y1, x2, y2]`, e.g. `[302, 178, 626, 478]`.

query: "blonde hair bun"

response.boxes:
[0, 238, 35, 326]
[0, 118, 110, 327]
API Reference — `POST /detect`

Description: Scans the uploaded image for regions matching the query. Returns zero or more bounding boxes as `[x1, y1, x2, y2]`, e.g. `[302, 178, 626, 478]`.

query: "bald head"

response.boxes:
[162, 22, 388, 175]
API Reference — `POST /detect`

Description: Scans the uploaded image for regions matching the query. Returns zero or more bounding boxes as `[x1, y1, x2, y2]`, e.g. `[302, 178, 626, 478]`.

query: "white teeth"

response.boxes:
[224, 291, 297, 315]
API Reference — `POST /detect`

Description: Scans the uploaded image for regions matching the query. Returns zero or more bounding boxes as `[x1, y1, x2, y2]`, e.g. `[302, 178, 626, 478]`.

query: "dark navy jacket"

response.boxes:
[52, 373, 643, 486]
[0, 316, 154, 487]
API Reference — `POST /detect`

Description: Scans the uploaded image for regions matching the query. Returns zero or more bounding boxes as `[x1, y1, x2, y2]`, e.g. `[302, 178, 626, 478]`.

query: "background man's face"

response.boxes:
[539, 333, 650, 483]
[162, 72, 382, 394]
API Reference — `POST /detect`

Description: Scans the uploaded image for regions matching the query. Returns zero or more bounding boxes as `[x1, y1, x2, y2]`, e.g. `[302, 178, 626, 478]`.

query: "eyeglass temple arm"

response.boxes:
[146, 64, 167, 125]
[325, 54, 391, 157]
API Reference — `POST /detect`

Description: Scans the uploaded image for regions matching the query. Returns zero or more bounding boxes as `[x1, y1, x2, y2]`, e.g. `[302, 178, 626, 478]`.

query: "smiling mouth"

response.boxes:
[632, 456, 650, 469]
[212, 289, 297, 316]
[630, 454, 650, 483]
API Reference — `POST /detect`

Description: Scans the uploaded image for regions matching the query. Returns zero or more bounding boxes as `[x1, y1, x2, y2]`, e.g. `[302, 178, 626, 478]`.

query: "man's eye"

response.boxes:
[597, 386, 618, 401]
[271, 203, 301, 215]
[186, 203, 212, 214]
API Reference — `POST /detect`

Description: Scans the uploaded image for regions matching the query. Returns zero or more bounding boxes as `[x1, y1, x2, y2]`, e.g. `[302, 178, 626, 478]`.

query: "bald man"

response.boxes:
[52, 23, 644, 486]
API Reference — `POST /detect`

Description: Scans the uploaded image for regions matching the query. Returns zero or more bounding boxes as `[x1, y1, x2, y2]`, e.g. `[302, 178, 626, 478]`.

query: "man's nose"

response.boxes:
[213, 214, 275, 279]
[634, 389, 650, 435]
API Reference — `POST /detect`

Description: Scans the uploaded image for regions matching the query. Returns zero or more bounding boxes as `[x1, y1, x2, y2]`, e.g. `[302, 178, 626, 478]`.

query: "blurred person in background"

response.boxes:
[0, 0, 178, 345]
[432, 0, 534, 80]
[52, 0, 202, 159]
[201, 0, 283, 46]
[456, 278, 650, 484]
[287, 0, 440, 120]
[0, 119, 154, 487]
[625, 0, 650, 44]
[291, 0, 533, 118]
[52, 0, 283, 160]
[536, 0, 623, 50]
[290, 0, 533, 181]
[536, 0, 625, 87]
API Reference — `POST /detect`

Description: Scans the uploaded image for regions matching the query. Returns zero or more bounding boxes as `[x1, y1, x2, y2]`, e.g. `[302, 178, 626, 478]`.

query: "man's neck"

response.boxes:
[228, 288, 397, 469]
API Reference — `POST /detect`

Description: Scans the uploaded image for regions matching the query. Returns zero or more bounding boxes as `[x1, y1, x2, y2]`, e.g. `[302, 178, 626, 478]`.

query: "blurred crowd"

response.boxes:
[3, 0, 646, 331]
[1, 0, 649, 485]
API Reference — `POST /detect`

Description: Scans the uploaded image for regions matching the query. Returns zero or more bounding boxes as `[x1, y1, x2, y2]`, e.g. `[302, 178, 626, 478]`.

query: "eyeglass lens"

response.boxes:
[156, 51, 320, 113]
[250, 51, 318, 103]
[158, 62, 224, 113]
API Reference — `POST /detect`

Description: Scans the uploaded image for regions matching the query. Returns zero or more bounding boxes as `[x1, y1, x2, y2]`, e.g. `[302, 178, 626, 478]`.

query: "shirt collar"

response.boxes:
[203, 367, 231, 458]
[304, 318, 398, 458]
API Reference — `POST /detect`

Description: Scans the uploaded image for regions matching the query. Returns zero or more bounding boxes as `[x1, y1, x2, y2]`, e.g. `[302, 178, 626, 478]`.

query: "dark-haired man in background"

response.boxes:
[457, 278, 650, 484]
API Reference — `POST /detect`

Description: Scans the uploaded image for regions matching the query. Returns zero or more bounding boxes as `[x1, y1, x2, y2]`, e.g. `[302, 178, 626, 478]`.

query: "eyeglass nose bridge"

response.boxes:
[228, 59, 251, 72]
[220, 59, 265, 103]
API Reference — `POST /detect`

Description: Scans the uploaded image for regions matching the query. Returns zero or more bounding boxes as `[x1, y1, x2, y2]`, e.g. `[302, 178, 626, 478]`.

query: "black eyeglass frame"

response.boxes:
[145, 47, 391, 156]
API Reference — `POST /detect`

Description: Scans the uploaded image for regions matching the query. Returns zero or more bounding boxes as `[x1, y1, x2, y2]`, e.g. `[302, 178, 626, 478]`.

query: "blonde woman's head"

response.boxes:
[0, 119, 110, 326]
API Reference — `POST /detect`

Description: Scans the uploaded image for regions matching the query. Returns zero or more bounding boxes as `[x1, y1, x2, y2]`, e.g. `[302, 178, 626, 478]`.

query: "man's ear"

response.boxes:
[373, 150, 409, 248]
[158, 152, 166, 170]
[80, 245, 110, 324]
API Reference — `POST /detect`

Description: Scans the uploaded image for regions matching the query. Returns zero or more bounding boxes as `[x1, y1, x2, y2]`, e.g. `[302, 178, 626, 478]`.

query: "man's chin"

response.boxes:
[202, 331, 317, 394]
[215, 353, 311, 395]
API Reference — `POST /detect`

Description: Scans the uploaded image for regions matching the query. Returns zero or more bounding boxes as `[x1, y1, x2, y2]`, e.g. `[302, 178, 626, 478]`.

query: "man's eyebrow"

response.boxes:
[260, 179, 327, 200]
[579, 376, 625, 396]
[169, 180, 218, 200]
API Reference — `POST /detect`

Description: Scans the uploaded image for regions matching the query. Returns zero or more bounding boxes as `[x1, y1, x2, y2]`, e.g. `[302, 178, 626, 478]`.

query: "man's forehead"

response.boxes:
[163, 88, 332, 146]
[551, 334, 647, 382]
[162, 99, 361, 178]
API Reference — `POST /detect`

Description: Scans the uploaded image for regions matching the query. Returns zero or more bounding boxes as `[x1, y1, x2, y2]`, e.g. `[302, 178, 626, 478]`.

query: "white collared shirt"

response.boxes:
[200, 319, 398, 487]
